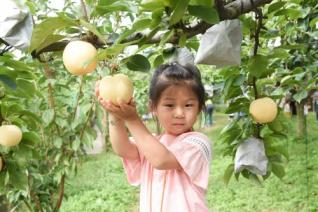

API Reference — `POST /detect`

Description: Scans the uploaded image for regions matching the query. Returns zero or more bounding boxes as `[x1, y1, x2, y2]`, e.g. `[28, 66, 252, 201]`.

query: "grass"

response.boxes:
[61, 112, 318, 211]
[60, 154, 138, 212]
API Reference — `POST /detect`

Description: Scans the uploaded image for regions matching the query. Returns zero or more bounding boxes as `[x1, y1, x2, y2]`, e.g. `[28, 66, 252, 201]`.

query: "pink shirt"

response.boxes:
[123, 132, 212, 212]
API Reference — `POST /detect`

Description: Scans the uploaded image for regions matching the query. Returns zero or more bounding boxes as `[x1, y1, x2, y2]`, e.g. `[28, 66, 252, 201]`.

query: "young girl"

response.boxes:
[96, 62, 212, 212]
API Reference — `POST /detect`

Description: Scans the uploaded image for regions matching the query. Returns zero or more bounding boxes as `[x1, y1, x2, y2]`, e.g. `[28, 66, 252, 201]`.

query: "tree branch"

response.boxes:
[54, 174, 65, 211]
[32, 0, 273, 57]
[252, 9, 263, 139]
[223, 0, 272, 20]
[215, 0, 226, 20]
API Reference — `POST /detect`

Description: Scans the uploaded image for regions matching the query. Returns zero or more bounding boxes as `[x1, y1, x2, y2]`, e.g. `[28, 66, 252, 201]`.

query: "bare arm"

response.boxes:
[108, 114, 139, 160]
[95, 81, 139, 160]
[125, 117, 182, 170]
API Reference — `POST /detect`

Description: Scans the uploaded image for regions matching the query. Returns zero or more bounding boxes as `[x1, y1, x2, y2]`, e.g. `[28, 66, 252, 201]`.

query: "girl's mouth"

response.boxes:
[173, 123, 184, 126]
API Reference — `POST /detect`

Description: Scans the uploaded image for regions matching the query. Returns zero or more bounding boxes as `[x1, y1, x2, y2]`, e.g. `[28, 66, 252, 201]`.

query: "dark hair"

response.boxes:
[149, 62, 205, 111]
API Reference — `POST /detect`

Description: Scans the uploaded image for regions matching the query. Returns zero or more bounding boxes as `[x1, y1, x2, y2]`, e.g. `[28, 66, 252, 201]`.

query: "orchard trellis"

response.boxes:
[0, 0, 317, 211]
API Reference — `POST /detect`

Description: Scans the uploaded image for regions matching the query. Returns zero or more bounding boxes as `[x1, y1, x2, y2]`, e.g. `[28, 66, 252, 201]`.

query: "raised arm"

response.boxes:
[125, 117, 182, 171]
[108, 114, 139, 160]
[102, 99, 182, 170]
[95, 81, 139, 160]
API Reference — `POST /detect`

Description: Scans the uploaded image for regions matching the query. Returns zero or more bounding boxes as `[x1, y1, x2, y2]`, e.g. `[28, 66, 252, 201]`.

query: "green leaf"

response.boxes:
[83, 128, 97, 147]
[140, 1, 166, 11]
[294, 72, 306, 81]
[20, 110, 42, 124]
[159, 30, 175, 46]
[264, 133, 288, 145]
[249, 174, 262, 186]
[80, 20, 107, 44]
[29, 16, 79, 53]
[7, 161, 27, 189]
[293, 90, 308, 103]
[241, 169, 250, 179]
[72, 138, 81, 151]
[55, 117, 68, 128]
[185, 38, 199, 51]
[0, 74, 16, 89]
[15, 141, 34, 158]
[5, 171, 10, 186]
[42, 109, 55, 127]
[309, 16, 318, 28]
[95, 2, 133, 14]
[178, 33, 187, 47]
[22, 131, 41, 145]
[223, 164, 234, 185]
[98, 41, 137, 59]
[268, 112, 288, 134]
[132, 19, 152, 31]
[220, 122, 242, 144]
[267, 1, 286, 14]
[225, 97, 250, 114]
[189, 0, 213, 7]
[153, 55, 164, 68]
[188, 5, 219, 24]
[150, 9, 164, 29]
[223, 75, 236, 100]
[222, 75, 242, 101]
[280, 75, 293, 85]
[35, 34, 65, 53]
[16, 78, 36, 96]
[248, 55, 271, 78]
[125, 54, 151, 72]
[271, 162, 285, 179]
[269, 48, 289, 59]
[271, 145, 289, 160]
[280, 44, 306, 50]
[274, 8, 303, 19]
[170, 0, 190, 25]
[54, 137, 63, 148]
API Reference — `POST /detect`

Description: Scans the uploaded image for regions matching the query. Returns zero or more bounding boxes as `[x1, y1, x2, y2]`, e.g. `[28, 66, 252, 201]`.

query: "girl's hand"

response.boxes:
[95, 81, 139, 121]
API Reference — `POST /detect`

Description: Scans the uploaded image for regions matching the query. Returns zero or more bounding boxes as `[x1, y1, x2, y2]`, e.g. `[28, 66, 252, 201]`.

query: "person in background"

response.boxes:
[95, 62, 212, 212]
[283, 99, 291, 119]
[205, 99, 214, 127]
[314, 99, 318, 121]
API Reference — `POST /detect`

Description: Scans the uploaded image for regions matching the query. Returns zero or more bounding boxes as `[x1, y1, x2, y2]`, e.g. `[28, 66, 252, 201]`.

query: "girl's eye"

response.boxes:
[164, 104, 174, 107]
[185, 104, 193, 107]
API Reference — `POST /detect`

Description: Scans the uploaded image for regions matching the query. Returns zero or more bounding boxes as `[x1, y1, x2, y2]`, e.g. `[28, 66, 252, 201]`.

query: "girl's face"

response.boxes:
[152, 84, 200, 136]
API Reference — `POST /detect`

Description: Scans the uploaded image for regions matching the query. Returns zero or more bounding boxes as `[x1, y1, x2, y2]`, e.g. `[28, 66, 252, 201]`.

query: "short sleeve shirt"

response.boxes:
[122, 132, 212, 212]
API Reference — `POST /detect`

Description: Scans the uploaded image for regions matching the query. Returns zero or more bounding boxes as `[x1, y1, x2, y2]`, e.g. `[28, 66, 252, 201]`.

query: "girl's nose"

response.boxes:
[174, 107, 185, 118]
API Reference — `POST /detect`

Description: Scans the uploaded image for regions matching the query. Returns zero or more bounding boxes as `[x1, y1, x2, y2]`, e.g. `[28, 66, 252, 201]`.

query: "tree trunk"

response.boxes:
[0, 195, 8, 212]
[296, 101, 307, 139]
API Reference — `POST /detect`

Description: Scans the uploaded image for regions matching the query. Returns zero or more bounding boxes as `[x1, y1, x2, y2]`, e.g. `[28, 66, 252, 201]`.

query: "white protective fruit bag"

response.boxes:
[0, 0, 33, 50]
[194, 19, 242, 67]
[234, 137, 268, 176]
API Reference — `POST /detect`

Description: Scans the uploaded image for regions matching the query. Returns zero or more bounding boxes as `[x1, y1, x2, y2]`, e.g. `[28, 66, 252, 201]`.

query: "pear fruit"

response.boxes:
[0, 125, 23, 147]
[99, 74, 134, 105]
[63, 40, 97, 75]
[249, 97, 278, 124]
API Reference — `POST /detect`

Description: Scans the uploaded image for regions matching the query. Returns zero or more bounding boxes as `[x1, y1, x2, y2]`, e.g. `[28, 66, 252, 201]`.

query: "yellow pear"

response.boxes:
[0, 125, 23, 147]
[99, 74, 134, 105]
[63, 40, 97, 75]
[249, 97, 278, 124]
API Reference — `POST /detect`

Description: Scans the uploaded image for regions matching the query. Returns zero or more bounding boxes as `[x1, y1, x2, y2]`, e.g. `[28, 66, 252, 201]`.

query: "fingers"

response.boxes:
[100, 99, 118, 111]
